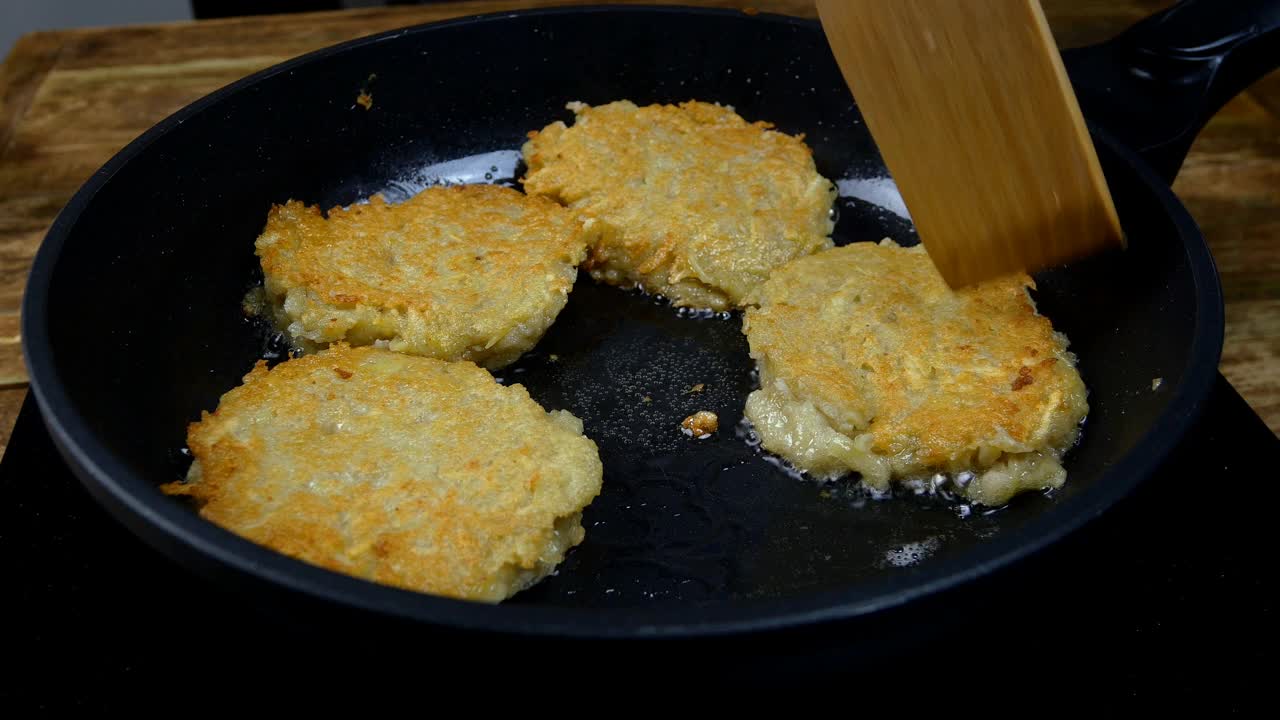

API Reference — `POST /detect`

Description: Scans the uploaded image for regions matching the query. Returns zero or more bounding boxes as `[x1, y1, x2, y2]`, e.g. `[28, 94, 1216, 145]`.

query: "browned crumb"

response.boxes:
[333, 367, 353, 379]
[242, 286, 267, 317]
[688, 383, 706, 394]
[356, 91, 373, 110]
[1011, 366, 1034, 391]
[642, 395, 652, 404]
[681, 410, 719, 439]
[1152, 377, 1163, 391]
[549, 354, 560, 362]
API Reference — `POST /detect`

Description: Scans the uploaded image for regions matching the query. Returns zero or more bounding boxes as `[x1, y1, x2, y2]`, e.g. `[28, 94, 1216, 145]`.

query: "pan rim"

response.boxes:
[20, 4, 1225, 639]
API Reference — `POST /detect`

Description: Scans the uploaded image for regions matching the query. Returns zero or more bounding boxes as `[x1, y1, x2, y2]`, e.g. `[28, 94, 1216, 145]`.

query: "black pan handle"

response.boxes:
[1062, 0, 1280, 183]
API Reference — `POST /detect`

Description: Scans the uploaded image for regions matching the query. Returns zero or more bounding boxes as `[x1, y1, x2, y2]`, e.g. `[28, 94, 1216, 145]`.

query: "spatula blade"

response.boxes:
[817, 0, 1124, 288]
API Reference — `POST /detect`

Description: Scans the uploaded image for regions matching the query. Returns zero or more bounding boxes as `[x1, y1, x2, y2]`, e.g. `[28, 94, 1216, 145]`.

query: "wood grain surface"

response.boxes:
[0, 0, 1276, 455]
[816, 0, 1124, 288]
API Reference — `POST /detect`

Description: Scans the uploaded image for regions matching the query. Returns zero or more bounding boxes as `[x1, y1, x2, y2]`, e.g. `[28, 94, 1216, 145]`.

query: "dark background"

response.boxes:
[2, 377, 1274, 708]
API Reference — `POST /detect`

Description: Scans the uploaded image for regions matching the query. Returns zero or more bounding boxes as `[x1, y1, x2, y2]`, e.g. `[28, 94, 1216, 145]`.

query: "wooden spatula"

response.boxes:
[816, 0, 1124, 288]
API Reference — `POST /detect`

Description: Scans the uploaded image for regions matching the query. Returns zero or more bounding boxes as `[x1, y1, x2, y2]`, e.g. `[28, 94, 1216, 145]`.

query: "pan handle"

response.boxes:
[1062, 0, 1280, 183]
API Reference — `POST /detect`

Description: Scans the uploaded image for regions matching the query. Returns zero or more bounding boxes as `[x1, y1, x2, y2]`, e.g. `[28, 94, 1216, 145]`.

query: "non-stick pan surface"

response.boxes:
[21, 6, 1235, 638]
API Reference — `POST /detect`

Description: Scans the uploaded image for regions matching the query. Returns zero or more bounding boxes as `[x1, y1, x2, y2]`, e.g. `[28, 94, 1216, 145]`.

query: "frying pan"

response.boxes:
[18, 1, 1280, 655]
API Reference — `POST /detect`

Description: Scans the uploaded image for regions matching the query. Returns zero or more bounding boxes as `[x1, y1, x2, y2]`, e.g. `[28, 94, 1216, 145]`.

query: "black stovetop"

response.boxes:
[1, 375, 1275, 707]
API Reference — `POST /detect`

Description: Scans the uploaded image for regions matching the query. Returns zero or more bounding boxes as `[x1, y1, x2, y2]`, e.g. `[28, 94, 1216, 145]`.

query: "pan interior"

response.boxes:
[40, 10, 1200, 609]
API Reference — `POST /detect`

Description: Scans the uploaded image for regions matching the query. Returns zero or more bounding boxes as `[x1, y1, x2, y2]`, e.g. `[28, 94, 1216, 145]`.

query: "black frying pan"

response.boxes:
[19, 1, 1280, 653]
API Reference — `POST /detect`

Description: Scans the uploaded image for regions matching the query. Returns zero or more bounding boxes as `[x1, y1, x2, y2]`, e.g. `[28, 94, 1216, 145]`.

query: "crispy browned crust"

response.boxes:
[162, 345, 603, 602]
[742, 240, 1089, 505]
[255, 184, 587, 368]
[522, 100, 835, 310]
